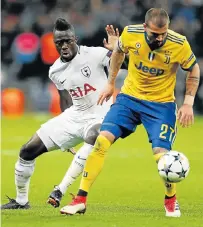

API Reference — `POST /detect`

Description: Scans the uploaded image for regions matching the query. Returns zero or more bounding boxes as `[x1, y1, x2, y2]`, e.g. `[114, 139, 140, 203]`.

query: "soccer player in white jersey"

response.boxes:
[1, 18, 119, 210]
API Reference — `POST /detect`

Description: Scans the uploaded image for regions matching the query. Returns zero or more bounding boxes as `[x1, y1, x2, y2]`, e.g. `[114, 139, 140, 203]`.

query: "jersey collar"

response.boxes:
[144, 31, 167, 51]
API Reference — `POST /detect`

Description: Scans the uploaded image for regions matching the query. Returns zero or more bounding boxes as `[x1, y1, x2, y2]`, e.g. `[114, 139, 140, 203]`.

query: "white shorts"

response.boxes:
[36, 108, 104, 151]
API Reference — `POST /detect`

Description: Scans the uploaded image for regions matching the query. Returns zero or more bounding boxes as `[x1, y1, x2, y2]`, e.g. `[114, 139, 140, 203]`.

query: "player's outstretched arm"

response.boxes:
[58, 90, 73, 112]
[97, 44, 125, 105]
[177, 63, 200, 127]
[103, 25, 120, 51]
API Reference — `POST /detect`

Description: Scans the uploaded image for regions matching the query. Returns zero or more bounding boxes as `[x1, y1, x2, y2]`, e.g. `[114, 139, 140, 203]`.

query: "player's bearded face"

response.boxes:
[54, 30, 78, 62]
[144, 22, 168, 48]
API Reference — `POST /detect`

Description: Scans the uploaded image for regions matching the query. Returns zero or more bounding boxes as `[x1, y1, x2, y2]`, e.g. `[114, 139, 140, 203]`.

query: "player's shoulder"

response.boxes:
[50, 57, 61, 68]
[79, 45, 90, 54]
[167, 29, 187, 46]
[124, 24, 144, 34]
[80, 45, 108, 59]
[80, 45, 107, 53]
[49, 57, 62, 76]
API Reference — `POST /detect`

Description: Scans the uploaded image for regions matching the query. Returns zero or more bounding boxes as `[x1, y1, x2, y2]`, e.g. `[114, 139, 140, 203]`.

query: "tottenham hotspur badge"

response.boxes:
[81, 66, 91, 78]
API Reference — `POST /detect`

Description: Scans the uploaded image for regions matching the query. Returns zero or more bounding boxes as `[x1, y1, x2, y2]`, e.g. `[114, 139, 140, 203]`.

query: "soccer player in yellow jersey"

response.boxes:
[61, 8, 200, 217]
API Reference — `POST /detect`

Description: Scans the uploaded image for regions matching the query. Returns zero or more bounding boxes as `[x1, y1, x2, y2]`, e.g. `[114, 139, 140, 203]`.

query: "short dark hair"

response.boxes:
[53, 18, 75, 33]
[145, 8, 170, 28]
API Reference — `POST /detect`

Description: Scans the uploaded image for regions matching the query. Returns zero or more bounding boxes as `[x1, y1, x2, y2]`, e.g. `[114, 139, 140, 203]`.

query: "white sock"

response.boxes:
[15, 158, 35, 205]
[58, 143, 93, 195]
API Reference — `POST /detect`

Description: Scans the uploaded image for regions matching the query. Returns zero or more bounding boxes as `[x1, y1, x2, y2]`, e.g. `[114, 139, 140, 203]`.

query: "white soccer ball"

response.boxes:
[158, 151, 190, 183]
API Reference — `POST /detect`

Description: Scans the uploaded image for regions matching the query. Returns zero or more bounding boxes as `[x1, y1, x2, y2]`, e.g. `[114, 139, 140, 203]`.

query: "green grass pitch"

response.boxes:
[1, 114, 203, 227]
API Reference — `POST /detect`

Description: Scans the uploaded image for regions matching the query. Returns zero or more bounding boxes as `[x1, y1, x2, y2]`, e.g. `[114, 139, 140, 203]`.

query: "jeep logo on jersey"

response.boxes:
[81, 66, 91, 78]
[136, 61, 164, 76]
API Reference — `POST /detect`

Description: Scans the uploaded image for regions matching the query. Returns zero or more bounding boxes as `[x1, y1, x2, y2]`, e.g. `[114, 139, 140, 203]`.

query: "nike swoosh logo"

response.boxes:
[60, 79, 66, 84]
[78, 156, 86, 161]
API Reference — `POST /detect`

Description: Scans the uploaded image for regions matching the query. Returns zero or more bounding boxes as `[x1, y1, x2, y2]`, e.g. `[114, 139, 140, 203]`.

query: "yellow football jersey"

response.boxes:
[119, 24, 196, 102]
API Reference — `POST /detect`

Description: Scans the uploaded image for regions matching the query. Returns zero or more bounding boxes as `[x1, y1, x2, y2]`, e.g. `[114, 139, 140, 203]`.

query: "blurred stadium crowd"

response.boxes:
[1, 0, 203, 114]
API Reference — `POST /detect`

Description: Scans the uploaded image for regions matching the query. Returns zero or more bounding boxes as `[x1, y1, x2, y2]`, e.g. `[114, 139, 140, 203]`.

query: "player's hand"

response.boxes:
[97, 83, 115, 105]
[177, 104, 194, 128]
[103, 25, 119, 51]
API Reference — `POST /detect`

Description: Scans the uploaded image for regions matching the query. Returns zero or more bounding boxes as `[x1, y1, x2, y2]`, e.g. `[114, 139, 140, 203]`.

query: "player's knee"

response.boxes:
[19, 143, 45, 161]
[100, 131, 115, 144]
[20, 134, 48, 160]
[19, 144, 33, 161]
[84, 134, 98, 145]
[84, 123, 101, 145]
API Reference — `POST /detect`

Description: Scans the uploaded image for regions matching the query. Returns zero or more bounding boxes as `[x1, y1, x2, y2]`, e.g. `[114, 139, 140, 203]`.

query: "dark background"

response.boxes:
[1, 0, 203, 114]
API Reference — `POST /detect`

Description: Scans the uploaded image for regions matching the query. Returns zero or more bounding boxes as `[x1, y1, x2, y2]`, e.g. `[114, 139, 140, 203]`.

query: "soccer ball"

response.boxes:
[158, 151, 190, 183]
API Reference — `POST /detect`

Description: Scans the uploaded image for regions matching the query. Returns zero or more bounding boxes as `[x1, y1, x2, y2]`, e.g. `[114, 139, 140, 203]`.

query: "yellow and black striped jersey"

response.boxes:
[118, 24, 196, 102]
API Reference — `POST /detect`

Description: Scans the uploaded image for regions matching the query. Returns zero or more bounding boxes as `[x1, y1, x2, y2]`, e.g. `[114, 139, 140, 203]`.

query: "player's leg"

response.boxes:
[59, 123, 102, 192]
[153, 147, 177, 199]
[60, 94, 140, 214]
[141, 101, 179, 217]
[1, 133, 55, 209]
[48, 124, 101, 207]
[153, 147, 179, 217]
[1, 112, 74, 210]
[76, 130, 115, 197]
[16, 134, 50, 204]
[60, 130, 115, 214]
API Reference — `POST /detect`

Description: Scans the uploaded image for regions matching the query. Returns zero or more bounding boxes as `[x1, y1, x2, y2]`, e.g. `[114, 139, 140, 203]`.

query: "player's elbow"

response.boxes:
[190, 63, 200, 76]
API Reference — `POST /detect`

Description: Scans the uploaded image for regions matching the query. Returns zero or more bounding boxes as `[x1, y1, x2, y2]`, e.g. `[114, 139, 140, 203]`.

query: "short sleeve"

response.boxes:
[48, 68, 64, 90]
[117, 26, 129, 53]
[92, 47, 111, 67]
[52, 80, 64, 90]
[179, 39, 197, 71]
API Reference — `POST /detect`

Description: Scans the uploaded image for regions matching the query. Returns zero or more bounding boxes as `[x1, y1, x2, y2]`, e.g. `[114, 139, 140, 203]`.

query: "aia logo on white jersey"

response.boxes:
[81, 66, 91, 78]
[69, 83, 96, 98]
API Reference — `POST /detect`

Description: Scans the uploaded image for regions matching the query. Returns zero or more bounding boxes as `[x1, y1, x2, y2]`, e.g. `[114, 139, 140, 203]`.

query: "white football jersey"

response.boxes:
[49, 45, 112, 116]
